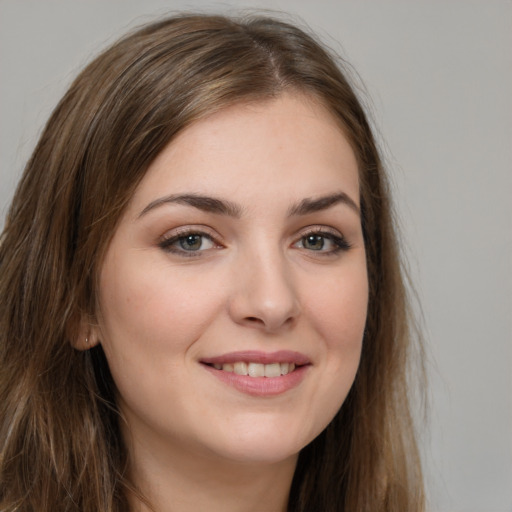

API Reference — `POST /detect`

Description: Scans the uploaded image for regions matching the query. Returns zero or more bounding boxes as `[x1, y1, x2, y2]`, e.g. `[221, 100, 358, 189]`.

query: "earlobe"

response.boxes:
[73, 333, 100, 351]
[70, 317, 101, 351]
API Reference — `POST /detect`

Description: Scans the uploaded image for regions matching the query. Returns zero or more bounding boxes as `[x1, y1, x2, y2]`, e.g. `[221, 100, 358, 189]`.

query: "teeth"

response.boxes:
[233, 362, 248, 375]
[264, 363, 281, 378]
[212, 361, 298, 377]
[248, 362, 265, 377]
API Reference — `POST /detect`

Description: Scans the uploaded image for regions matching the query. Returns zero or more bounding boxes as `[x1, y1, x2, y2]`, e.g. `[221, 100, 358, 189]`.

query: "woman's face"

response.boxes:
[94, 93, 368, 467]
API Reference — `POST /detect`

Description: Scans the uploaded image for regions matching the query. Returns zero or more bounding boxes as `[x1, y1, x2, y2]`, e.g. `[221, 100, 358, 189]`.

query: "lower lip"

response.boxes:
[202, 364, 309, 397]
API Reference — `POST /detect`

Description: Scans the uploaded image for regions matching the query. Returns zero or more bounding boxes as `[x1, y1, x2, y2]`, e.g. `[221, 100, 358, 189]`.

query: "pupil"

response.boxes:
[180, 235, 202, 250]
[304, 235, 324, 250]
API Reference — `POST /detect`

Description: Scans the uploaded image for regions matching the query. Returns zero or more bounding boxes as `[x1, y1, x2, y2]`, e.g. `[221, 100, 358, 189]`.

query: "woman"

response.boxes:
[0, 13, 425, 511]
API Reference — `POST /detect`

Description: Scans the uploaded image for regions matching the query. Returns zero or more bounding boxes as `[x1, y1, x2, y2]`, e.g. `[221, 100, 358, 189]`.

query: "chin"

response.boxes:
[202, 418, 318, 465]
[216, 441, 301, 466]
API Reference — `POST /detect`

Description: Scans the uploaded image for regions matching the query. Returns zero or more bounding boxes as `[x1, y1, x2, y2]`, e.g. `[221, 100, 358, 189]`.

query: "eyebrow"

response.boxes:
[287, 192, 360, 217]
[139, 193, 243, 218]
[138, 191, 359, 219]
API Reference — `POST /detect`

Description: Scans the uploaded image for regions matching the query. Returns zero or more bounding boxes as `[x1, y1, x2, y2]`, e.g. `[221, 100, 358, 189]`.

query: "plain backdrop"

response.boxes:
[1, 1, 511, 511]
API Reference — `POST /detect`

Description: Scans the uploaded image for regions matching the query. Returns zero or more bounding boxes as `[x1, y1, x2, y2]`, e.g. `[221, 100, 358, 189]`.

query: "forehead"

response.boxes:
[126, 93, 360, 216]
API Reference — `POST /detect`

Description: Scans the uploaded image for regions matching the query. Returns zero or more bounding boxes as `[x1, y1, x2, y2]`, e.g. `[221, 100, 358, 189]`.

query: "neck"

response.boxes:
[126, 429, 297, 512]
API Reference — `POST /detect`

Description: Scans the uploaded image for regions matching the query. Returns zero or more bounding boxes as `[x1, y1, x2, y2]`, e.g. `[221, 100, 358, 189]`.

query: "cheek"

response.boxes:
[95, 258, 229, 414]
[310, 260, 368, 351]
[96, 256, 228, 424]
[98, 256, 222, 348]
[303, 259, 368, 412]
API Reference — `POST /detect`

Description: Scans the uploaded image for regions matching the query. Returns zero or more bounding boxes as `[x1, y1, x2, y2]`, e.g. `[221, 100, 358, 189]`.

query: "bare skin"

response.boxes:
[129, 431, 296, 511]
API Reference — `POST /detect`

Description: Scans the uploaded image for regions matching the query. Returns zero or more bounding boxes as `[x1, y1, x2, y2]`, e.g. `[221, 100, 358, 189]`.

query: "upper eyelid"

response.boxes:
[158, 224, 345, 241]
[295, 225, 345, 238]
[160, 225, 219, 241]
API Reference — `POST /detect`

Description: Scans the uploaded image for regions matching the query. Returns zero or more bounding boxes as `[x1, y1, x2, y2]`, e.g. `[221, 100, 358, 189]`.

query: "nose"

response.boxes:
[228, 248, 301, 333]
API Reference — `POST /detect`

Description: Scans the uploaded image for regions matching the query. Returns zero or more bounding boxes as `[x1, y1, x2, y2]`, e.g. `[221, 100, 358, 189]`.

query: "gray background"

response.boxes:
[1, 1, 511, 511]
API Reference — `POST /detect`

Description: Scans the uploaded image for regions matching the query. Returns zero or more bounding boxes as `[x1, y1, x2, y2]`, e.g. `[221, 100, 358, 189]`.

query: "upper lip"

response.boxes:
[200, 350, 311, 366]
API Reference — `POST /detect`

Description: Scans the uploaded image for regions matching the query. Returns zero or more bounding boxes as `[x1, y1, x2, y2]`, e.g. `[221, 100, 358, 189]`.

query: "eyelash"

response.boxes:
[158, 227, 351, 257]
[158, 227, 220, 257]
[295, 228, 352, 255]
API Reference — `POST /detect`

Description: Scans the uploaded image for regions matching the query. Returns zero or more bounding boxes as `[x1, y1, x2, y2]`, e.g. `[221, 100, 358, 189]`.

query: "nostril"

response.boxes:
[243, 314, 295, 330]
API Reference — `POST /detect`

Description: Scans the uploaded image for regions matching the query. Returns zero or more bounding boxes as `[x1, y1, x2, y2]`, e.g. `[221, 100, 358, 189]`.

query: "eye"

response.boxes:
[302, 234, 328, 251]
[177, 233, 213, 251]
[294, 229, 351, 254]
[158, 229, 219, 256]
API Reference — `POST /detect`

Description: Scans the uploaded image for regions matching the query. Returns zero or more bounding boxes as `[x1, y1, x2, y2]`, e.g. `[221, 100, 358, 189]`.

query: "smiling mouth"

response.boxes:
[201, 351, 310, 395]
[206, 361, 297, 378]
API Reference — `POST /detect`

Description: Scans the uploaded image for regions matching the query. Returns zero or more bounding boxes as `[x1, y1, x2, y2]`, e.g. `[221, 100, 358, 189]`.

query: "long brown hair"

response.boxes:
[0, 13, 425, 511]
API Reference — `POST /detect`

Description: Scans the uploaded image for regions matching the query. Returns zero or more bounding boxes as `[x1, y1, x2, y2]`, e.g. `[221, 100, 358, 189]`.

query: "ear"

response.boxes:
[69, 314, 101, 351]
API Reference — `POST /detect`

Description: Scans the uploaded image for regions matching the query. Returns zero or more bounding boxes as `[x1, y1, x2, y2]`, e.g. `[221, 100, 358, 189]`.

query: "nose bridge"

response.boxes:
[229, 237, 300, 331]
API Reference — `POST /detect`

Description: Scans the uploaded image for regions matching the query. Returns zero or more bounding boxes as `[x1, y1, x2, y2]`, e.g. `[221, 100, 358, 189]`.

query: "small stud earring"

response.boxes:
[85, 337, 89, 345]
